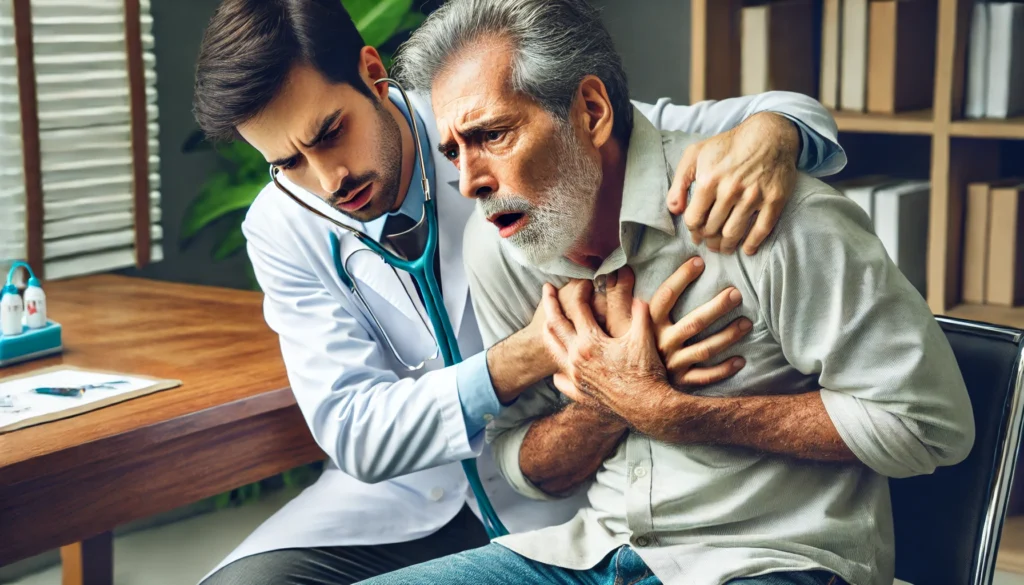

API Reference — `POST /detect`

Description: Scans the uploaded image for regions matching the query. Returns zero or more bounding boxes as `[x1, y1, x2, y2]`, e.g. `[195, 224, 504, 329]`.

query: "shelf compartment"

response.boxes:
[831, 109, 935, 135]
[944, 303, 1024, 330]
[951, 117, 1024, 140]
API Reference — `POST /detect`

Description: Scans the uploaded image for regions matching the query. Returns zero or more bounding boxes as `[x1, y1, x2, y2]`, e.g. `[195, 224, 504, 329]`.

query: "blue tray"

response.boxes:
[0, 320, 63, 367]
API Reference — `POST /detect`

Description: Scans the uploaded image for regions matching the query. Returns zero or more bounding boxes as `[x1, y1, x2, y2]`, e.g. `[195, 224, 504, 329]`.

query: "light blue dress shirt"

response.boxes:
[372, 92, 842, 441]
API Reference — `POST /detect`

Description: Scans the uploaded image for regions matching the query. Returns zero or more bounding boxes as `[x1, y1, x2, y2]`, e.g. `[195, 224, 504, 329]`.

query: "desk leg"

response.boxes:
[61, 532, 113, 585]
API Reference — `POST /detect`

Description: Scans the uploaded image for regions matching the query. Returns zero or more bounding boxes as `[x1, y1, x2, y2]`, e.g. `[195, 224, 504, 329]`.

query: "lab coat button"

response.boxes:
[428, 487, 445, 502]
[634, 467, 647, 479]
[483, 413, 494, 422]
[635, 536, 651, 547]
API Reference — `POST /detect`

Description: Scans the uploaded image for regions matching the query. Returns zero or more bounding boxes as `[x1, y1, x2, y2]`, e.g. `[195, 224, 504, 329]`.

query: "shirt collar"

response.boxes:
[532, 107, 677, 279]
[362, 87, 436, 241]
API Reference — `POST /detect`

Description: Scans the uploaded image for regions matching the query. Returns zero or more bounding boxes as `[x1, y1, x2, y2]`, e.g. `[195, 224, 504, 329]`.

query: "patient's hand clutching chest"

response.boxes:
[541, 260, 752, 436]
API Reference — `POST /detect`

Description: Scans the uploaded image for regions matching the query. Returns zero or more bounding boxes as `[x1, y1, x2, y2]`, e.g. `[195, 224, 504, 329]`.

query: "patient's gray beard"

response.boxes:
[479, 124, 602, 268]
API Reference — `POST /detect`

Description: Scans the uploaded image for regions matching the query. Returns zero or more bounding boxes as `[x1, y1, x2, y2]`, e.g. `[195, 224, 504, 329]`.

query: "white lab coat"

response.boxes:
[203, 89, 844, 580]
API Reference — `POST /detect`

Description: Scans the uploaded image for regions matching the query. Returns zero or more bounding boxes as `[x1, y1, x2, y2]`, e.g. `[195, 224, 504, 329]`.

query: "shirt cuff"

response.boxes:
[778, 113, 826, 174]
[456, 350, 503, 439]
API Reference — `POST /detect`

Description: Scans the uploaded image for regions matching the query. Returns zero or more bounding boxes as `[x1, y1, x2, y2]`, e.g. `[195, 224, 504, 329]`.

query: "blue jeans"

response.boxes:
[356, 543, 844, 585]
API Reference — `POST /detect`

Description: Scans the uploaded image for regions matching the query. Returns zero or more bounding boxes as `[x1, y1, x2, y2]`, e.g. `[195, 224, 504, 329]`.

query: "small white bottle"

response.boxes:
[23, 276, 46, 329]
[1, 284, 24, 336]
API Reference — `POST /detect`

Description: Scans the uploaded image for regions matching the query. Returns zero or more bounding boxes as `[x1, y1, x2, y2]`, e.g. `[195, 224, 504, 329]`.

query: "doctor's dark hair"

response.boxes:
[193, 0, 374, 142]
[392, 0, 633, 142]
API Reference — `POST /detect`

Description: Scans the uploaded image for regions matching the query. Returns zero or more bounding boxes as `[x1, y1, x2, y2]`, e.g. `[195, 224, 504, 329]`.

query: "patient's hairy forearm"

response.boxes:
[650, 388, 856, 463]
[487, 329, 557, 405]
[519, 403, 627, 497]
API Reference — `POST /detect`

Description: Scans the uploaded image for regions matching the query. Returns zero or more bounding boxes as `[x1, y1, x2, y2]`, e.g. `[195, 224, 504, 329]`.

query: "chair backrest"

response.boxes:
[890, 316, 1024, 585]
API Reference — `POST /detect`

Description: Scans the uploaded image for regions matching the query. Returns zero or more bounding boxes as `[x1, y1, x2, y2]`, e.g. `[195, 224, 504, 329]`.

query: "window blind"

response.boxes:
[0, 0, 161, 280]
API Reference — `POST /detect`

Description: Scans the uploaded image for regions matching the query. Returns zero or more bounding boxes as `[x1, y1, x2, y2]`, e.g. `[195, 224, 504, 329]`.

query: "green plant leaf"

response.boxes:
[213, 491, 233, 510]
[343, 0, 413, 48]
[396, 10, 425, 34]
[213, 222, 247, 260]
[181, 181, 262, 239]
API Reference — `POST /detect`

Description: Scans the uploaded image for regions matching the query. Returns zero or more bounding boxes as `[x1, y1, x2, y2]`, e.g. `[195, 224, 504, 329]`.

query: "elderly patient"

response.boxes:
[364, 1, 977, 584]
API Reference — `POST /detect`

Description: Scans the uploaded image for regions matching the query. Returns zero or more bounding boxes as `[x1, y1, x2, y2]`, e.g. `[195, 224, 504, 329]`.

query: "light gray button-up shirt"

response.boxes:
[463, 108, 975, 585]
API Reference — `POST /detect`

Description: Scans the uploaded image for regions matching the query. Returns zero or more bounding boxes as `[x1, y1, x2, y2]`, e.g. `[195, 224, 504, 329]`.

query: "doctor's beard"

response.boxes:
[478, 122, 603, 268]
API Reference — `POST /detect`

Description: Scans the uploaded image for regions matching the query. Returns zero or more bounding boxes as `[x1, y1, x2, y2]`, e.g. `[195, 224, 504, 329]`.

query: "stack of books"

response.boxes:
[830, 176, 931, 296]
[819, 0, 937, 113]
[965, 1, 1024, 119]
[962, 180, 1024, 307]
[740, 0, 816, 97]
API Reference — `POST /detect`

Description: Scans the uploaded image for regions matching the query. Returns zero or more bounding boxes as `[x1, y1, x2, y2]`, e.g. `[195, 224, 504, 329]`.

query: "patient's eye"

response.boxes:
[444, 147, 459, 161]
[485, 130, 504, 142]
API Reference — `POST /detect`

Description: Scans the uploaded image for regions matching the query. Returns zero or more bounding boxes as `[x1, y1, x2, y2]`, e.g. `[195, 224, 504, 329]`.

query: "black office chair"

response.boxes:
[890, 316, 1024, 585]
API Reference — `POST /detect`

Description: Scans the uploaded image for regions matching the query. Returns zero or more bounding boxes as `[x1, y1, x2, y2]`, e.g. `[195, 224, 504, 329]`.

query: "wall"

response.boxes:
[594, 0, 691, 105]
[119, 0, 254, 290]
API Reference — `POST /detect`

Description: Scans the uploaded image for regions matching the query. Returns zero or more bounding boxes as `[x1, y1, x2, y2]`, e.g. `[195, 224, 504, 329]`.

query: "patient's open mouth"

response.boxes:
[488, 212, 528, 238]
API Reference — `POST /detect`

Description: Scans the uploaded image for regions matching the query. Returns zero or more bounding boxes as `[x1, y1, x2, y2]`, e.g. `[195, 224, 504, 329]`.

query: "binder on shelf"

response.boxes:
[740, 0, 816, 97]
[866, 0, 937, 114]
[873, 181, 931, 297]
[963, 182, 992, 304]
[839, 0, 869, 111]
[984, 2, 1024, 119]
[965, 1, 990, 119]
[820, 0, 843, 109]
[985, 183, 1024, 307]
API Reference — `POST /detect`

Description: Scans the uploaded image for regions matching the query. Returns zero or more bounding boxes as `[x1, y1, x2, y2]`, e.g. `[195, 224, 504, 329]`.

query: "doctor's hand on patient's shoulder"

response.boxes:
[667, 112, 800, 256]
[595, 264, 751, 388]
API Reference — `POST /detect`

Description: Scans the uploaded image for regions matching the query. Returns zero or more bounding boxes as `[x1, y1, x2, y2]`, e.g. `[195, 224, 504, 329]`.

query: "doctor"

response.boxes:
[191, 0, 847, 583]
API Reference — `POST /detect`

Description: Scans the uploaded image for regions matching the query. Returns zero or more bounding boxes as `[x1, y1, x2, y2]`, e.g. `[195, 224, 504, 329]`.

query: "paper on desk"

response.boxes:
[0, 365, 181, 434]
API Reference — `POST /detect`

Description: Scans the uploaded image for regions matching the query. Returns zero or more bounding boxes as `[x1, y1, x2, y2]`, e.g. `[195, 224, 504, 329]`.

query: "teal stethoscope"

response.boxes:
[269, 78, 508, 539]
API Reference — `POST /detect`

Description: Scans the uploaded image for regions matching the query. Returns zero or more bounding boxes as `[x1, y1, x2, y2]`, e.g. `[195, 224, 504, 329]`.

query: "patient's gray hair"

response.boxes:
[392, 0, 633, 141]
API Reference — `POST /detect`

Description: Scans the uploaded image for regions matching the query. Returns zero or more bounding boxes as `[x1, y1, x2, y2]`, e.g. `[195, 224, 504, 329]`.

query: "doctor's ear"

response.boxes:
[359, 46, 390, 102]
[574, 75, 615, 150]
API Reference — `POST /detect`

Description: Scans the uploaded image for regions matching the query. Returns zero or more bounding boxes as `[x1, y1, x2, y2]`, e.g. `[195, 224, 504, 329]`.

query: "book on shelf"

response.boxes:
[963, 181, 993, 304]
[740, 0, 816, 97]
[866, 0, 937, 114]
[986, 182, 1024, 307]
[839, 0, 868, 111]
[820, 0, 842, 109]
[874, 181, 930, 297]
[966, 2, 1024, 119]
[831, 177, 929, 296]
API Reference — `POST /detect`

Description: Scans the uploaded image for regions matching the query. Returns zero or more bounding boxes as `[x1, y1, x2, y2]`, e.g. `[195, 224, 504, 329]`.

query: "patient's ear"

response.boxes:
[575, 75, 615, 150]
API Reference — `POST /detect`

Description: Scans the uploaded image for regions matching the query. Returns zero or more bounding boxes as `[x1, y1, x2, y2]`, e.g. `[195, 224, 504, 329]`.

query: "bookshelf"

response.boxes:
[692, 0, 1024, 572]
[691, 0, 1024, 333]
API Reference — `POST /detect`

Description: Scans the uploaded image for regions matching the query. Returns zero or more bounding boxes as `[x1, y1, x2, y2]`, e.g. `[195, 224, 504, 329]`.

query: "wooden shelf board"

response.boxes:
[998, 516, 1024, 574]
[945, 304, 1024, 330]
[831, 109, 935, 135]
[951, 117, 1024, 140]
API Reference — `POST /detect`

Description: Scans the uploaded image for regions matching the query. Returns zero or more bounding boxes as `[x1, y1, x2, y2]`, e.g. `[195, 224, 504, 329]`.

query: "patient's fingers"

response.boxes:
[675, 357, 745, 387]
[665, 318, 752, 373]
[649, 257, 705, 325]
[659, 287, 742, 355]
[561, 280, 602, 337]
[541, 284, 574, 361]
[605, 267, 635, 337]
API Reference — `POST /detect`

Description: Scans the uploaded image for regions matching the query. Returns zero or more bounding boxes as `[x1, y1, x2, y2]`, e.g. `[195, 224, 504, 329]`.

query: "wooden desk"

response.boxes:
[0, 275, 322, 583]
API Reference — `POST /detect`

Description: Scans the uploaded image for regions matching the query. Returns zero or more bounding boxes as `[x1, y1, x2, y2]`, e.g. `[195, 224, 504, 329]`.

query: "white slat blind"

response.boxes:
[0, 0, 161, 280]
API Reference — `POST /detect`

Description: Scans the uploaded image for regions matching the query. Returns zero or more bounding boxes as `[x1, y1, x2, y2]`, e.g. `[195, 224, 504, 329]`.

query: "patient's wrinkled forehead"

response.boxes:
[431, 39, 535, 138]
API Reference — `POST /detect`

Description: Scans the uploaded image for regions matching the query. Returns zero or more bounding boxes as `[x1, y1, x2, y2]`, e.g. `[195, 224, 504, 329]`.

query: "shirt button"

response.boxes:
[635, 536, 651, 547]
[428, 487, 445, 501]
[633, 467, 647, 479]
[483, 413, 494, 422]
